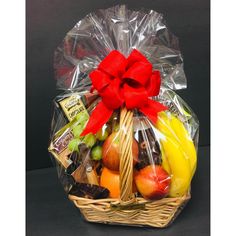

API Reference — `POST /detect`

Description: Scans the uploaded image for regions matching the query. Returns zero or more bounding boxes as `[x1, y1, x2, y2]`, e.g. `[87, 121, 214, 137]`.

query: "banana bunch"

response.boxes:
[156, 112, 197, 197]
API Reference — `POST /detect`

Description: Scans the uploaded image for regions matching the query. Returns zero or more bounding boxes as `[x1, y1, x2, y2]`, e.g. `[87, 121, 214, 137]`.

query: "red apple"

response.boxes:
[134, 165, 171, 200]
[102, 132, 139, 171]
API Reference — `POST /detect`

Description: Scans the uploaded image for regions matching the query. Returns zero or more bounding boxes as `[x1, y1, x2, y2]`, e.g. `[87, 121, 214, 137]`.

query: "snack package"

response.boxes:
[48, 5, 199, 226]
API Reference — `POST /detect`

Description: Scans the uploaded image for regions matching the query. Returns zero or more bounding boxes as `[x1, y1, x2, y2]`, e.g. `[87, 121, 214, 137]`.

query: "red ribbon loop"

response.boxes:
[90, 70, 110, 91]
[122, 61, 152, 86]
[123, 84, 148, 109]
[81, 49, 167, 136]
[146, 71, 161, 96]
[99, 50, 127, 77]
[99, 78, 124, 109]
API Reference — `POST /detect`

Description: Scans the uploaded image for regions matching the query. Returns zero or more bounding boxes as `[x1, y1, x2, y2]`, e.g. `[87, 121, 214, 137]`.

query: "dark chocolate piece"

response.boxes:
[135, 127, 162, 170]
[68, 183, 109, 199]
[58, 167, 76, 193]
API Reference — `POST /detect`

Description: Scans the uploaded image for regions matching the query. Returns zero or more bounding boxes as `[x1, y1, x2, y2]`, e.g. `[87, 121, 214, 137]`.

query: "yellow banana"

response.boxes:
[160, 145, 171, 174]
[156, 111, 197, 197]
[161, 135, 192, 197]
[170, 115, 197, 178]
[157, 112, 176, 138]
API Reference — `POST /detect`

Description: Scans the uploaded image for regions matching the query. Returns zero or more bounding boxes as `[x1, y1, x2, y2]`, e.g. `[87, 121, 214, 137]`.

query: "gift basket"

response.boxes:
[48, 5, 199, 227]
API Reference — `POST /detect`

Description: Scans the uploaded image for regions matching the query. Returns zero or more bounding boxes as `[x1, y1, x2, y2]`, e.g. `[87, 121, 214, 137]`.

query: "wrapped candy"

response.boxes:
[48, 5, 199, 227]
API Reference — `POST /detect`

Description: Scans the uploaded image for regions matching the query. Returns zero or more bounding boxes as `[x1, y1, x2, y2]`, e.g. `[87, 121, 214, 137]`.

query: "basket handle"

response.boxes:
[119, 107, 135, 203]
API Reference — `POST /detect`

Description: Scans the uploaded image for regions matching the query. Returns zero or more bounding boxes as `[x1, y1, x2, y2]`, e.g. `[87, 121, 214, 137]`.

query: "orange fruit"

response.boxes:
[100, 167, 120, 198]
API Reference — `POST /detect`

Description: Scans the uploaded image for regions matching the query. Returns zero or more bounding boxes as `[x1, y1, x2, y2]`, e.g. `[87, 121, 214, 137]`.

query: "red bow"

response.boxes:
[81, 49, 167, 136]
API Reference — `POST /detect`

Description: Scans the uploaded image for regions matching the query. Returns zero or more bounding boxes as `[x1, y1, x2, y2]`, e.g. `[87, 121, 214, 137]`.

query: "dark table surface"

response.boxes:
[26, 146, 210, 236]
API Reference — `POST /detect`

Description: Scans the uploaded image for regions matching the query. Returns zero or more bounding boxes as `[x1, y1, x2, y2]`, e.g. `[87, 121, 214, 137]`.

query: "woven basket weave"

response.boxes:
[68, 107, 190, 227]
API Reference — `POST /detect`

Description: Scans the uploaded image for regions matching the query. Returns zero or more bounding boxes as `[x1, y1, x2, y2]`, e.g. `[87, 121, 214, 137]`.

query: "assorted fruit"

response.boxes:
[102, 132, 139, 171]
[100, 167, 120, 198]
[134, 165, 170, 200]
[50, 99, 197, 201]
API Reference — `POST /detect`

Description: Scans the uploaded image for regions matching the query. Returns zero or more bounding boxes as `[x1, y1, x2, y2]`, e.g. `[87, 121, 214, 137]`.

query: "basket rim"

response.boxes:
[68, 192, 191, 204]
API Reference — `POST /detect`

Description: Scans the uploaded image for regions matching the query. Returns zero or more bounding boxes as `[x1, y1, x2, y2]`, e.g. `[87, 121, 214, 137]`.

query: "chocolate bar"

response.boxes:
[58, 93, 87, 121]
[48, 111, 89, 169]
[68, 183, 109, 199]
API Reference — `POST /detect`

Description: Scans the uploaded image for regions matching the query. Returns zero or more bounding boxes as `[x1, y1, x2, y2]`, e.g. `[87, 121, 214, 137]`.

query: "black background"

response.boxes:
[26, 0, 210, 170]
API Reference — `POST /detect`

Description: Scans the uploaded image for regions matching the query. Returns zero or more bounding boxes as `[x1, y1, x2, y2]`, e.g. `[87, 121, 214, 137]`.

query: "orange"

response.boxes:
[100, 167, 120, 198]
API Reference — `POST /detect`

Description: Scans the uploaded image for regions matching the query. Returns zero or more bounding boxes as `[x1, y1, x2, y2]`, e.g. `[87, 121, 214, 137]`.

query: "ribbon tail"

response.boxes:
[139, 99, 168, 124]
[80, 101, 113, 136]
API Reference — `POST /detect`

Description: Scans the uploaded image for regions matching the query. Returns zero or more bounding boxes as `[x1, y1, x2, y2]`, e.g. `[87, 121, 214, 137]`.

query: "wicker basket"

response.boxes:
[68, 107, 190, 227]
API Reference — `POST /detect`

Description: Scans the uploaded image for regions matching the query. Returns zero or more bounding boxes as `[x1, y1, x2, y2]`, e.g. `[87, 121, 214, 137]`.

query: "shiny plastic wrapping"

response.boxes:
[54, 5, 187, 91]
[48, 5, 199, 224]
